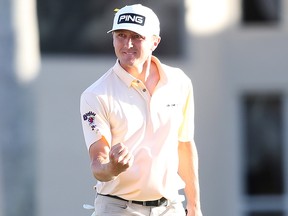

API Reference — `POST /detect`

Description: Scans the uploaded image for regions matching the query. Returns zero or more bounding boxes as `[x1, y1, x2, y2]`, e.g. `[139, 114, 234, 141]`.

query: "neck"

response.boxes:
[119, 56, 160, 95]
[137, 56, 160, 95]
[122, 55, 153, 82]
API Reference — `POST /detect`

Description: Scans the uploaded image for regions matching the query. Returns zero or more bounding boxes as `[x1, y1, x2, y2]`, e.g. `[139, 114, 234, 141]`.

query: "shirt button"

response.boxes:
[143, 89, 147, 92]
[137, 80, 140, 83]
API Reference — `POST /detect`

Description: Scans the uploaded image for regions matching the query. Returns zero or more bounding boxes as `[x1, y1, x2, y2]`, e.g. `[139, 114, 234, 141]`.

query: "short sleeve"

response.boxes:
[178, 80, 195, 142]
[80, 92, 111, 150]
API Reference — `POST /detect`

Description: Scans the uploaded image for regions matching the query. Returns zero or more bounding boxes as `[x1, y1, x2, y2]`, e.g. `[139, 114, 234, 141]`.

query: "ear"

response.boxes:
[151, 36, 161, 52]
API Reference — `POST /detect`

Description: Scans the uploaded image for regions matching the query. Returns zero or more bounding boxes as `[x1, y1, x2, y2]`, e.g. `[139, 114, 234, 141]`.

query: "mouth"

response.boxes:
[124, 52, 136, 56]
[122, 49, 137, 55]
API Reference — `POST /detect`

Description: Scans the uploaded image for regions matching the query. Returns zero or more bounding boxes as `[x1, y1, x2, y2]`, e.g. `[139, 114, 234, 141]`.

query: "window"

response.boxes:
[243, 94, 284, 195]
[242, 0, 281, 25]
[37, 0, 184, 56]
[242, 94, 285, 215]
[248, 211, 284, 216]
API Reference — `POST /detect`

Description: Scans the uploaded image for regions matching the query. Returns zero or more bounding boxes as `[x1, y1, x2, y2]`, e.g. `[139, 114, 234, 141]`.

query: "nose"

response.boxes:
[126, 37, 133, 48]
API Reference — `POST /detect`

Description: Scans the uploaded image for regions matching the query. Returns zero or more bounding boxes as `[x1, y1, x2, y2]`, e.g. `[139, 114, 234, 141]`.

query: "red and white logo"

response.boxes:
[83, 111, 97, 131]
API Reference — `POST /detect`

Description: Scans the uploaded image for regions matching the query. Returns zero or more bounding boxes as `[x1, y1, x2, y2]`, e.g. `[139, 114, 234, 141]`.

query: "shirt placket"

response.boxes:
[131, 79, 151, 103]
[131, 80, 160, 133]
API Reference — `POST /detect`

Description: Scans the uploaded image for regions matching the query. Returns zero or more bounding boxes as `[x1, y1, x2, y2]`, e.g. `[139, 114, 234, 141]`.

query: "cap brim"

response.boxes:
[107, 25, 149, 37]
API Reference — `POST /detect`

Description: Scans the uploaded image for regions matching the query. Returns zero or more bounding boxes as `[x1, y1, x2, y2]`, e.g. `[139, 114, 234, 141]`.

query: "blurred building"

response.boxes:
[0, 0, 39, 215]
[1, 0, 287, 216]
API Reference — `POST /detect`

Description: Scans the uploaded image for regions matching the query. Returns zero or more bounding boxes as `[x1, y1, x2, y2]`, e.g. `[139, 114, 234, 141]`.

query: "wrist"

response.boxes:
[91, 162, 118, 182]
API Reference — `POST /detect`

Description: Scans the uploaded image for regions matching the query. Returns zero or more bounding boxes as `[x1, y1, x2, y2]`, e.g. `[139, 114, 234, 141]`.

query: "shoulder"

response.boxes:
[80, 69, 115, 109]
[156, 60, 192, 87]
[153, 56, 190, 80]
[162, 64, 188, 78]
[82, 67, 114, 96]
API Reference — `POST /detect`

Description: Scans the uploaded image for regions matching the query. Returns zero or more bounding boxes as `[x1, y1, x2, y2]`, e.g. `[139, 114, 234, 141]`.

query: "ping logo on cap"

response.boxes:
[117, 13, 145, 26]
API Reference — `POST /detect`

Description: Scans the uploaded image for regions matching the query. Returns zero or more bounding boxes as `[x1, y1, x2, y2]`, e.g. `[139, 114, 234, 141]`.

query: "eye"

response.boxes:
[114, 31, 126, 38]
[132, 34, 144, 40]
[118, 33, 126, 38]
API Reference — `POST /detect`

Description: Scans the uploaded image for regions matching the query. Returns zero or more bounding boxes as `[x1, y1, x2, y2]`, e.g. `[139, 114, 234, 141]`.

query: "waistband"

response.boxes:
[98, 194, 167, 207]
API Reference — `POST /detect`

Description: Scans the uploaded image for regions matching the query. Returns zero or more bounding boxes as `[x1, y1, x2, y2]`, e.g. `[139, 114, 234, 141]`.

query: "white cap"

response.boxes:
[107, 4, 160, 37]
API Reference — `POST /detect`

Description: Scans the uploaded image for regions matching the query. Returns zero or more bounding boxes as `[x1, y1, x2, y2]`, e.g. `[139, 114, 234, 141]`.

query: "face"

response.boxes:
[112, 30, 160, 72]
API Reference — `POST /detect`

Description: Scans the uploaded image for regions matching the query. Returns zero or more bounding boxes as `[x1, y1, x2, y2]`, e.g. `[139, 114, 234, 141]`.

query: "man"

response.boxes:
[80, 4, 202, 216]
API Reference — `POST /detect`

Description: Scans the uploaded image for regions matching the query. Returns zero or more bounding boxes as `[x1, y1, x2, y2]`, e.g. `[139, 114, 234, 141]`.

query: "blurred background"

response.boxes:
[0, 0, 288, 216]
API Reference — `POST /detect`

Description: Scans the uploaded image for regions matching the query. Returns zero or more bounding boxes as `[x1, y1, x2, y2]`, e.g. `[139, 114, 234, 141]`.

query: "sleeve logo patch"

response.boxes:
[83, 111, 97, 131]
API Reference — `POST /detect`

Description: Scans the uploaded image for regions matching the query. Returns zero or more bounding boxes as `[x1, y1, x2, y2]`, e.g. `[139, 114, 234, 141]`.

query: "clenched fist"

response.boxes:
[108, 143, 134, 177]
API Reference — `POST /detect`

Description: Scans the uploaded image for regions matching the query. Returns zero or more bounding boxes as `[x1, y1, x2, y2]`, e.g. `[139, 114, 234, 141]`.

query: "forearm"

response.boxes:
[89, 140, 134, 182]
[89, 138, 118, 182]
[91, 159, 117, 182]
[178, 141, 201, 212]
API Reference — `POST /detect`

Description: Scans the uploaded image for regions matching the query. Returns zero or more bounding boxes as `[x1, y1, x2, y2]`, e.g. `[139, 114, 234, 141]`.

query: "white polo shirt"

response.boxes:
[80, 56, 195, 201]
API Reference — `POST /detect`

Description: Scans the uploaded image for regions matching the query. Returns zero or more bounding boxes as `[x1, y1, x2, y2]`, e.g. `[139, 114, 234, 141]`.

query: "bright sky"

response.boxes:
[185, 0, 238, 35]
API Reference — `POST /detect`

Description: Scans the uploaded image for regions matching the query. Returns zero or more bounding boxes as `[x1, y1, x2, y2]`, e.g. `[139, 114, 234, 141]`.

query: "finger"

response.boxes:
[109, 144, 123, 156]
[121, 152, 134, 166]
[110, 144, 122, 155]
[117, 147, 129, 162]
[109, 150, 121, 163]
[110, 143, 131, 164]
[110, 150, 126, 163]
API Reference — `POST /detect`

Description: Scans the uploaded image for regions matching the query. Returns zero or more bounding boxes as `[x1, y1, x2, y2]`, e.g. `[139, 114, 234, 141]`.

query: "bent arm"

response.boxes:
[89, 136, 134, 182]
[89, 136, 116, 182]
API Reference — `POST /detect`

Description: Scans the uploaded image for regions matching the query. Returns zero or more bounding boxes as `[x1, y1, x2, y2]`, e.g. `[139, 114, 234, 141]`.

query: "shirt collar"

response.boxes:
[112, 56, 167, 87]
[113, 60, 135, 87]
